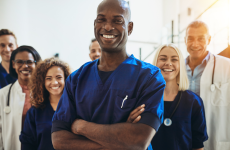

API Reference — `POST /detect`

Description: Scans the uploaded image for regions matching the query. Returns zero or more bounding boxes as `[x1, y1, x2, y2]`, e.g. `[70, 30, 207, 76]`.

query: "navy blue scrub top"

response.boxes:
[0, 63, 16, 89]
[20, 101, 55, 150]
[150, 90, 208, 150]
[52, 54, 166, 133]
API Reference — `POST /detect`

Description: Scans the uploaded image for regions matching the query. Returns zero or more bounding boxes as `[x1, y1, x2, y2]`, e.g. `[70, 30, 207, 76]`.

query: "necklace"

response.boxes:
[164, 91, 182, 126]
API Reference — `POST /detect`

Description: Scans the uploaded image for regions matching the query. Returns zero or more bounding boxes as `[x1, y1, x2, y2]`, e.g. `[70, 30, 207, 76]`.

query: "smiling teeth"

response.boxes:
[21, 71, 29, 74]
[163, 69, 173, 72]
[51, 87, 59, 89]
[103, 35, 115, 39]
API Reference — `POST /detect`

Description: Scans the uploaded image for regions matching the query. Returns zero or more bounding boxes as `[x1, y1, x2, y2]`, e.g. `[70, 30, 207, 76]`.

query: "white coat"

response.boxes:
[201, 54, 230, 150]
[0, 80, 25, 150]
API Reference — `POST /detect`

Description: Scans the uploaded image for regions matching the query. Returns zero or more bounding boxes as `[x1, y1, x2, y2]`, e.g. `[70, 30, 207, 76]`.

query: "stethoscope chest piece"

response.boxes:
[210, 84, 215, 92]
[4, 106, 11, 114]
[164, 118, 172, 126]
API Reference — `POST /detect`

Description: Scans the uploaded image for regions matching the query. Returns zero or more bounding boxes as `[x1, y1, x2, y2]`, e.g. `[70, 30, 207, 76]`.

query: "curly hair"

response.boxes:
[30, 57, 71, 108]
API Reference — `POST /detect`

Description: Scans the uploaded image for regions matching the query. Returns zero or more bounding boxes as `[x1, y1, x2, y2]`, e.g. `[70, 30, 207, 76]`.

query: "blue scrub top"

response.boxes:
[52, 54, 166, 133]
[151, 90, 208, 150]
[20, 101, 55, 150]
[0, 63, 16, 89]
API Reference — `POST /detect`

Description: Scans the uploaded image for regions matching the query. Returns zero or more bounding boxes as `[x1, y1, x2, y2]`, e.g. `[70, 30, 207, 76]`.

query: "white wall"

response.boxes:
[0, 0, 164, 70]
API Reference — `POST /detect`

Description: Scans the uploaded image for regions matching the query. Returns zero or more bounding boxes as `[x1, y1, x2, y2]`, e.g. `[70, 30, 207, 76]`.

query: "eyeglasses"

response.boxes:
[13, 60, 36, 66]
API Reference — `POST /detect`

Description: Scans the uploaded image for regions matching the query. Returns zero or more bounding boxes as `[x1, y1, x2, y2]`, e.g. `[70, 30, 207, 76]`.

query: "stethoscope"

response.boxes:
[210, 55, 216, 92]
[3, 81, 16, 114]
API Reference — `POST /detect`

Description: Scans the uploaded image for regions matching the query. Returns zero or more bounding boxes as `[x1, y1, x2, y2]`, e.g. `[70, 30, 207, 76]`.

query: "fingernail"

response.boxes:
[141, 104, 145, 107]
[140, 108, 144, 111]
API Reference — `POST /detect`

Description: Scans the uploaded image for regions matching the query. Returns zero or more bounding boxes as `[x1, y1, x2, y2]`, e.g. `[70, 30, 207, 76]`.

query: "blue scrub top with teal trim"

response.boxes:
[151, 90, 208, 150]
[52, 54, 166, 133]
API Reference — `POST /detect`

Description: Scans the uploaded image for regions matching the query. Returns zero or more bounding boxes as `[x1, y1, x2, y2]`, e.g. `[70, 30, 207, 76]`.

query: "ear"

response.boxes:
[128, 22, 133, 36]
[94, 19, 96, 27]
[207, 35, 211, 45]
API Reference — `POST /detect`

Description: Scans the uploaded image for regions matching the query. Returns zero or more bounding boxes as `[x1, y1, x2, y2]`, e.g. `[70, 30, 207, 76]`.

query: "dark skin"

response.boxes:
[52, 1, 156, 150]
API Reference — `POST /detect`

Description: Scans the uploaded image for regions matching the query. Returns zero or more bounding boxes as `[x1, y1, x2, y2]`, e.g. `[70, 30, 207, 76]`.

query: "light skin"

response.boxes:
[52, 0, 156, 150]
[129, 47, 203, 150]
[12, 51, 35, 86]
[45, 66, 65, 111]
[185, 26, 211, 73]
[0, 35, 18, 73]
[89, 41, 101, 61]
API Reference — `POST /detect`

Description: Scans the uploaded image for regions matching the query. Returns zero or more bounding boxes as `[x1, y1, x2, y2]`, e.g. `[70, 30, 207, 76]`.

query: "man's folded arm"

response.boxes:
[72, 117, 159, 150]
[51, 120, 107, 150]
[51, 130, 107, 150]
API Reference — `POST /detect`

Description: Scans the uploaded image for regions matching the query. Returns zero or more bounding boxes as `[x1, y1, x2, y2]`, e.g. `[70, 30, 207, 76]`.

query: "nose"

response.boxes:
[104, 22, 114, 31]
[96, 51, 101, 56]
[4, 45, 11, 52]
[21, 63, 28, 68]
[51, 79, 58, 85]
[165, 60, 172, 66]
[191, 40, 199, 47]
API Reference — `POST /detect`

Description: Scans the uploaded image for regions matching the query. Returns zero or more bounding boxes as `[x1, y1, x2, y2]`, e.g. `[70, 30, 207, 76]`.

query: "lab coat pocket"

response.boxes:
[211, 82, 229, 106]
[113, 95, 136, 122]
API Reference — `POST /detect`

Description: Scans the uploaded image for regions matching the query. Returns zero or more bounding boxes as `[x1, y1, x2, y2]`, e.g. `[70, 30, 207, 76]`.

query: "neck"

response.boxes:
[188, 51, 208, 71]
[18, 78, 29, 86]
[98, 49, 128, 71]
[164, 80, 179, 95]
[1, 61, 10, 74]
[49, 93, 61, 104]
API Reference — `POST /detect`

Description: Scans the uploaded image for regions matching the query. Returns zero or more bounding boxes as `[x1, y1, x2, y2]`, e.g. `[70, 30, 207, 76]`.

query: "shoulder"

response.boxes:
[216, 54, 230, 64]
[0, 83, 11, 96]
[129, 55, 162, 76]
[26, 106, 39, 119]
[182, 90, 204, 107]
[67, 61, 95, 82]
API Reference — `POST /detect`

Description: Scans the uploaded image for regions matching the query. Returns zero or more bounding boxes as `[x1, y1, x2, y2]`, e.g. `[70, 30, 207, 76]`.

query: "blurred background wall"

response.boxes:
[0, 0, 229, 70]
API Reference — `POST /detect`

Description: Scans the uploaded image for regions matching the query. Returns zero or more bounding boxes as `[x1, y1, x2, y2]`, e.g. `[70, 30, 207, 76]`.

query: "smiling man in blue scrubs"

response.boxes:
[51, 0, 165, 149]
[0, 29, 17, 89]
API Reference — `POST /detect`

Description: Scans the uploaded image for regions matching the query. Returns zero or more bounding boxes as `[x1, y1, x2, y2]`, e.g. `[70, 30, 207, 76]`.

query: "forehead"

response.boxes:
[46, 66, 64, 75]
[90, 41, 100, 48]
[159, 47, 178, 57]
[97, 1, 128, 19]
[186, 27, 208, 37]
[15, 51, 34, 60]
[0, 35, 16, 44]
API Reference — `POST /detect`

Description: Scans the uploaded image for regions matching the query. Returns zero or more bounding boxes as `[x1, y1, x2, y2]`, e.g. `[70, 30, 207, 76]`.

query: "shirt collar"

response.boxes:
[185, 51, 210, 65]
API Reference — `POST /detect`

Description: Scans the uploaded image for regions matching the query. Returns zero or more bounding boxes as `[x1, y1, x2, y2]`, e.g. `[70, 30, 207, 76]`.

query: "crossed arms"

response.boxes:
[52, 121, 155, 150]
[52, 104, 156, 150]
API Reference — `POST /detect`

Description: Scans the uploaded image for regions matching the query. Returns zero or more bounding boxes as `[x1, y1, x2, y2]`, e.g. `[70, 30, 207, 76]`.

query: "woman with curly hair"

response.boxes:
[19, 57, 71, 150]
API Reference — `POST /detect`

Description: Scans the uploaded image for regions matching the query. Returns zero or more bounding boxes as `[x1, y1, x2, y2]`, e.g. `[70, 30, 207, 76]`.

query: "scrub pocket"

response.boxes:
[113, 95, 136, 122]
[211, 82, 229, 106]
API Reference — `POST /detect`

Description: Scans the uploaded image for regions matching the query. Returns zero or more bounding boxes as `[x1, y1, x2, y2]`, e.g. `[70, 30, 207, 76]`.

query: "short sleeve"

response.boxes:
[51, 74, 77, 133]
[19, 107, 38, 150]
[191, 95, 208, 148]
[137, 68, 165, 131]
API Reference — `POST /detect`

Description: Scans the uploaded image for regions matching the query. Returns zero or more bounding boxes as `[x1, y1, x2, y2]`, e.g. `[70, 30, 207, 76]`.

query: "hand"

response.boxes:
[71, 119, 85, 135]
[126, 104, 145, 123]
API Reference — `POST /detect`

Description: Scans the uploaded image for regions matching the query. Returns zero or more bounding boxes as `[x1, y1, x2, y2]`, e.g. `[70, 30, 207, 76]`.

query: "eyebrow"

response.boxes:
[159, 55, 178, 58]
[97, 14, 124, 19]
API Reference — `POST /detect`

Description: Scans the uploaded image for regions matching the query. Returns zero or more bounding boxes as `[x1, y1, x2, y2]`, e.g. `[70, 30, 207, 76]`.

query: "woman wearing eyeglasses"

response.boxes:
[0, 45, 41, 150]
